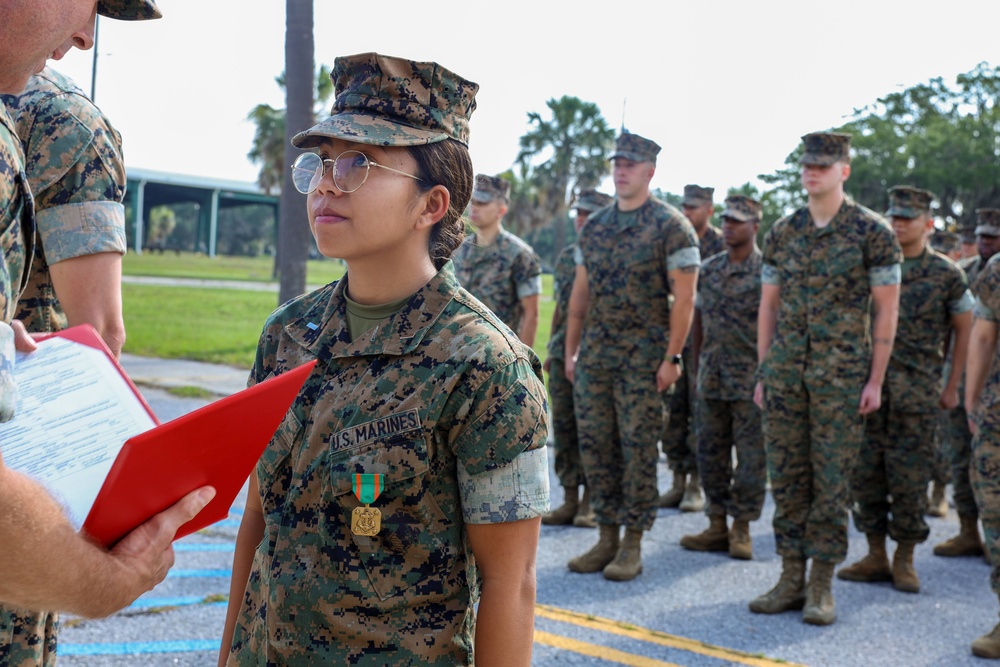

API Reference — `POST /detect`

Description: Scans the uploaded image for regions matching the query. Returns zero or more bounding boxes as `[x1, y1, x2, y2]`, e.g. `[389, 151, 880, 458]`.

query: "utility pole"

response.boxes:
[90, 16, 100, 101]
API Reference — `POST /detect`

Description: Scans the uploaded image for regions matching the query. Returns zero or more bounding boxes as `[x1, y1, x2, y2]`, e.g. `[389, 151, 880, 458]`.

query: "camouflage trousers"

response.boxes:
[0, 608, 57, 667]
[850, 406, 935, 543]
[548, 358, 583, 488]
[930, 425, 951, 486]
[763, 382, 865, 563]
[575, 364, 665, 531]
[696, 398, 765, 521]
[971, 412, 1000, 593]
[661, 345, 697, 475]
[941, 404, 978, 518]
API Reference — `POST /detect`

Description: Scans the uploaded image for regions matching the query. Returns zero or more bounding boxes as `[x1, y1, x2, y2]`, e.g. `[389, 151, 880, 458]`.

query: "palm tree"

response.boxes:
[514, 96, 615, 264]
[276, 0, 314, 304]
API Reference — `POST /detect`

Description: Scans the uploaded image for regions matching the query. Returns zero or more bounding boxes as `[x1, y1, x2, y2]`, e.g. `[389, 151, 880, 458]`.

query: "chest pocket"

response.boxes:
[322, 433, 457, 601]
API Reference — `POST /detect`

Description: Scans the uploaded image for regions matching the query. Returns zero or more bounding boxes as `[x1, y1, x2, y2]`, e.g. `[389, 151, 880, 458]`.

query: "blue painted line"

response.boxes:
[174, 543, 234, 552]
[167, 568, 232, 578]
[129, 595, 227, 609]
[61, 639, 221, 656]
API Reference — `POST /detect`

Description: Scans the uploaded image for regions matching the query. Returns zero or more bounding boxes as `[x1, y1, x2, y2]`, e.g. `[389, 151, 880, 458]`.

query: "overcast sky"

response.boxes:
[54, 0, 1000, 199]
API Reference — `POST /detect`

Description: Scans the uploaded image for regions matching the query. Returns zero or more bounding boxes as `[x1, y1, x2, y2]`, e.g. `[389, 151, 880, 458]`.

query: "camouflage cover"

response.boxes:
[976, 208, 1000, 237]
[885, 185, 935, 218]
[451, 228, 542, 334]
[574, 189, 612, 213]
[470, 173, 510, 203]
[799, 131, 851, 166]
[609, 132, 660, 163]
[3, 67, 127, 334]
[721, 195, 762, 223]
[97, 0, 161, 20]
[682, 184, 714, 207]
[226, 262, 548, 665]
[293, 53, 479, 149]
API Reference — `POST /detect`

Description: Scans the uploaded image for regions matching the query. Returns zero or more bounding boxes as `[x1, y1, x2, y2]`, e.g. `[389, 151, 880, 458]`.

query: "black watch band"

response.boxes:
[669, 354, 683, 365]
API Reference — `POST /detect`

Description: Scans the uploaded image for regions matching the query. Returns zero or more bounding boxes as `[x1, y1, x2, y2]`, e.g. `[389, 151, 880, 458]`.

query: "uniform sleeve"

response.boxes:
[664, 216, 701, 272]
[446, 358, 548, 477]
[975, 259, 1000, 322]
[23, 92, 127, 265]
[573, 245, 584, 266]
[863, 221, 903, 287]
[760, 225, 782, 286]
[458, 446, 549, 524]
[947, 265, 974, 315]
[514, 246, 543, 299]
[0, 321, 17, 422]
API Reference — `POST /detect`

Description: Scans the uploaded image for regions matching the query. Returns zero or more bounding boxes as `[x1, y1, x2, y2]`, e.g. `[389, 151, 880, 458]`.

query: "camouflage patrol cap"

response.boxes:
[961, 226, 977, 244]
[929, 230, 960, 255]
[721, 195, 762, 222]
[799, 131, 852, 166]
[97, 0, 162, 20]
[976, 209, 1000, 237]
[292, 52, 479, 149]
[682, 184, 714, 207]
[574, 189, 613, 213]
[609, 132, 661, 163]
[885, 185, 935, 219]
[471, 174, 510, 204]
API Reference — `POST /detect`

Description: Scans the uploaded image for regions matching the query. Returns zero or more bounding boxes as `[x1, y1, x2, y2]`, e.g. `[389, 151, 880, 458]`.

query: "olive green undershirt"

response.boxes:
[344, 293, 412, 341]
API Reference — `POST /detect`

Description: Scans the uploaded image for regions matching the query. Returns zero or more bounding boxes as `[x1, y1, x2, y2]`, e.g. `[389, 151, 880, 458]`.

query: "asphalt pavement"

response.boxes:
[50, 355, 1000, 666]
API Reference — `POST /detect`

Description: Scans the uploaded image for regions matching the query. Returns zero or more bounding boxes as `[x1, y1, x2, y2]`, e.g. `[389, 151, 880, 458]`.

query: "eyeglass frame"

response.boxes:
[290, 149, 428, 195]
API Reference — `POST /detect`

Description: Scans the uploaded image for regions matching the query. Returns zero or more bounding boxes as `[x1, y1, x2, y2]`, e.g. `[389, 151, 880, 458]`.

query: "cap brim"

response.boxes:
[97, 0, 162, 20]
[976, 225, 1000, 237]
[610, 151, 649, 162]
[799, 153, 839, 166]
[683, 198, 710, 207]
[886, 207, 922, 219]
[470, 191, 495, 204]
[722, 211, 757, 222]
[292, 113, 451, 149]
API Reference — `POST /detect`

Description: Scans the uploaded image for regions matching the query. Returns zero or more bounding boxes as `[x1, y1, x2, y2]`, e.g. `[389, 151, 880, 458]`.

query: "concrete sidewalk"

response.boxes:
[120, 353, 249, 397]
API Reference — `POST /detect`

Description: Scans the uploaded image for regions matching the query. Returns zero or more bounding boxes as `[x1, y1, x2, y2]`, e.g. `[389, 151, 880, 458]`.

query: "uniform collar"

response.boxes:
[285, 260, 462, 360]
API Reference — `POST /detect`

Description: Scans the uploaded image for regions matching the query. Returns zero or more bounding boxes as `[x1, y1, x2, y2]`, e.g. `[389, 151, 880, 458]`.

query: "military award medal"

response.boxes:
[351, 473, 383, 537]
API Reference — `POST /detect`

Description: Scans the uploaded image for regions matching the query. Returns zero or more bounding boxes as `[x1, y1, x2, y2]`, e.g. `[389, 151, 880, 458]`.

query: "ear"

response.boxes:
[840, 162, 851, 181]
[498, 202, 509, 217]
[414, 185, 451, 232]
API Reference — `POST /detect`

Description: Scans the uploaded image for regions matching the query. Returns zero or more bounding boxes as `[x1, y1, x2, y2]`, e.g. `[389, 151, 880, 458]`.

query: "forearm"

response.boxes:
[757, 285, 779, 365]
[868, 306, 897, 386]
[219, 507, 265, 666]
[50, 253, 126, 357]
[564, 274, 589, 361]
[518, 312, 538, 349]
[667, 292, 695, 357]
[966, 321, 998, 413]
[474, 569, 537, 667]
[946, 313, 973, 394]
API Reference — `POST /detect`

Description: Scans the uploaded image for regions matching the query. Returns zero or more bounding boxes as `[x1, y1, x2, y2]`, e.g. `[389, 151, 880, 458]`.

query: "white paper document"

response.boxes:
[0, 338, 157, 527]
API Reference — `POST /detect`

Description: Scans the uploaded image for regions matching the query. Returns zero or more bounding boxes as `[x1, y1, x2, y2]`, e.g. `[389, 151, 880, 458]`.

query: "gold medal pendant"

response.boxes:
[350, 473, 384, 536]
[351, 505, 382, 536]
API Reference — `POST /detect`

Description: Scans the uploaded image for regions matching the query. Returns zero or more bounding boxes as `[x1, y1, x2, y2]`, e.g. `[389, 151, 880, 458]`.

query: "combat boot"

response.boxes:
[603, 528, 643, 581]
[749, 557, 806, 614]
[729, 519, 753, 560]
[542, 486, 579, 525]
[933, 514, 984, 557]
[927, 481, 948, 518]
[837, 533, 892, 582]
[972, 598, 1000, 659]
[892, 541, 920, 593]
[803, 560, 837, 625]
[573, 486, 597, 528]
[679, 472, 705, 512]
[680, 515, 729, 552]
[658, 471, 686, 508]
[568, 524, 619, 573]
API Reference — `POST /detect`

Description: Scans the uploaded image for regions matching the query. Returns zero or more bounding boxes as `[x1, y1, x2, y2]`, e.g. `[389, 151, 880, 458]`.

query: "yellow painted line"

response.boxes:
[536, 604, 806, 667]
[534, 630, 682, 667]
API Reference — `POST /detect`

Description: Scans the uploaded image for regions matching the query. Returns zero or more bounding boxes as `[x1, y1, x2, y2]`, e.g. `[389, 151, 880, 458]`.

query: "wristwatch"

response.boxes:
[668, 354, 683, 366]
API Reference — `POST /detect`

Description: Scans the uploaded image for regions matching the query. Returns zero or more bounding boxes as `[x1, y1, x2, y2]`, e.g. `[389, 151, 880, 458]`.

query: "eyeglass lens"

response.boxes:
[291, 151, 370, 195]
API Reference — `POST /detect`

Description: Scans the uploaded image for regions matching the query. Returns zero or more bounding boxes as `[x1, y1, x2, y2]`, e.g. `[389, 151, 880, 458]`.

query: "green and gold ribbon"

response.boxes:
[352, 473, 384, 505]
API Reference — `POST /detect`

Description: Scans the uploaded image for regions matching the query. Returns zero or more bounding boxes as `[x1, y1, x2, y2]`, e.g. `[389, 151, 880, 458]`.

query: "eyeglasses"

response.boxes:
[290, 150, 426, 195]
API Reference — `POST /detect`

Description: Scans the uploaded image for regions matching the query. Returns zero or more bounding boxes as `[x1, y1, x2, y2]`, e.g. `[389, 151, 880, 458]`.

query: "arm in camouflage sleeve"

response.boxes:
[859, 283, 900, 415]
[966, 317, 998, 425]
[942, 309, 972, 409]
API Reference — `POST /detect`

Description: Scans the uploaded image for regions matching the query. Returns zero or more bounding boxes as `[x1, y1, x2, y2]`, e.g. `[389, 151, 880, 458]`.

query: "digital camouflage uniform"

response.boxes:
[574, 190, 700, 531]
[969, 253, 1000, 593]
[851, 245, 972, 544]
[696, 235, 765, 523]
[663, 184, 724, 476]
[452, 224, 542, 336]
[2, 67, 127, 333]
[226, 262, 550, 665]
[939, 252, 992, 520]
[0, 105, 32, 425]
[761, 194, 902, 563]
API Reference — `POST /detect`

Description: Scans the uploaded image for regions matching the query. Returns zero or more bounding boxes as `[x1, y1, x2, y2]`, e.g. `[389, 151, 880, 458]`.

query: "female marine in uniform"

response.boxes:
[219, 53, 549, 667]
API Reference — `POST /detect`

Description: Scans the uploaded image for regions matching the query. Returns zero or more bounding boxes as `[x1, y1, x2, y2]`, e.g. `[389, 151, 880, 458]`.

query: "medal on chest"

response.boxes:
[351, 473, 384, 536]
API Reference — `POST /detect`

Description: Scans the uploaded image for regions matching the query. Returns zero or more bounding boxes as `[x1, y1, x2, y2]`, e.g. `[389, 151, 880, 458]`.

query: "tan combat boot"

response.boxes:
[568, 524, 619, 573]
[926, 481, 948, 518]
[603, 528, 643, 581]
[892, 541, 920, 593]
[658, 471, 686, 508]
[680, 515, 729, 552]
[542, 486, 580, 525]
[749, 557, 806, 614]
[934, 514, 984, 557]
[803, 560, 837, 625]
[972, 598, 1000, 659]
[729, 519, 753, 560]
[573, 486, 597, 528]
[837, 533, 892, 582]
[679, 472, 705, 512]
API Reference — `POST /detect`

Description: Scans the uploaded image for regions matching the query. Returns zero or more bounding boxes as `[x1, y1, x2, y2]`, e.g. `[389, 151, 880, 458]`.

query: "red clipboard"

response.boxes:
[38, 325, 316, 548]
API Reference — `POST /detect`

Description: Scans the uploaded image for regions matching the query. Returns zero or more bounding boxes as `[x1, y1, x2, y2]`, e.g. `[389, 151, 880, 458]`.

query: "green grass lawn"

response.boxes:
[122, 255, 556, 370]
